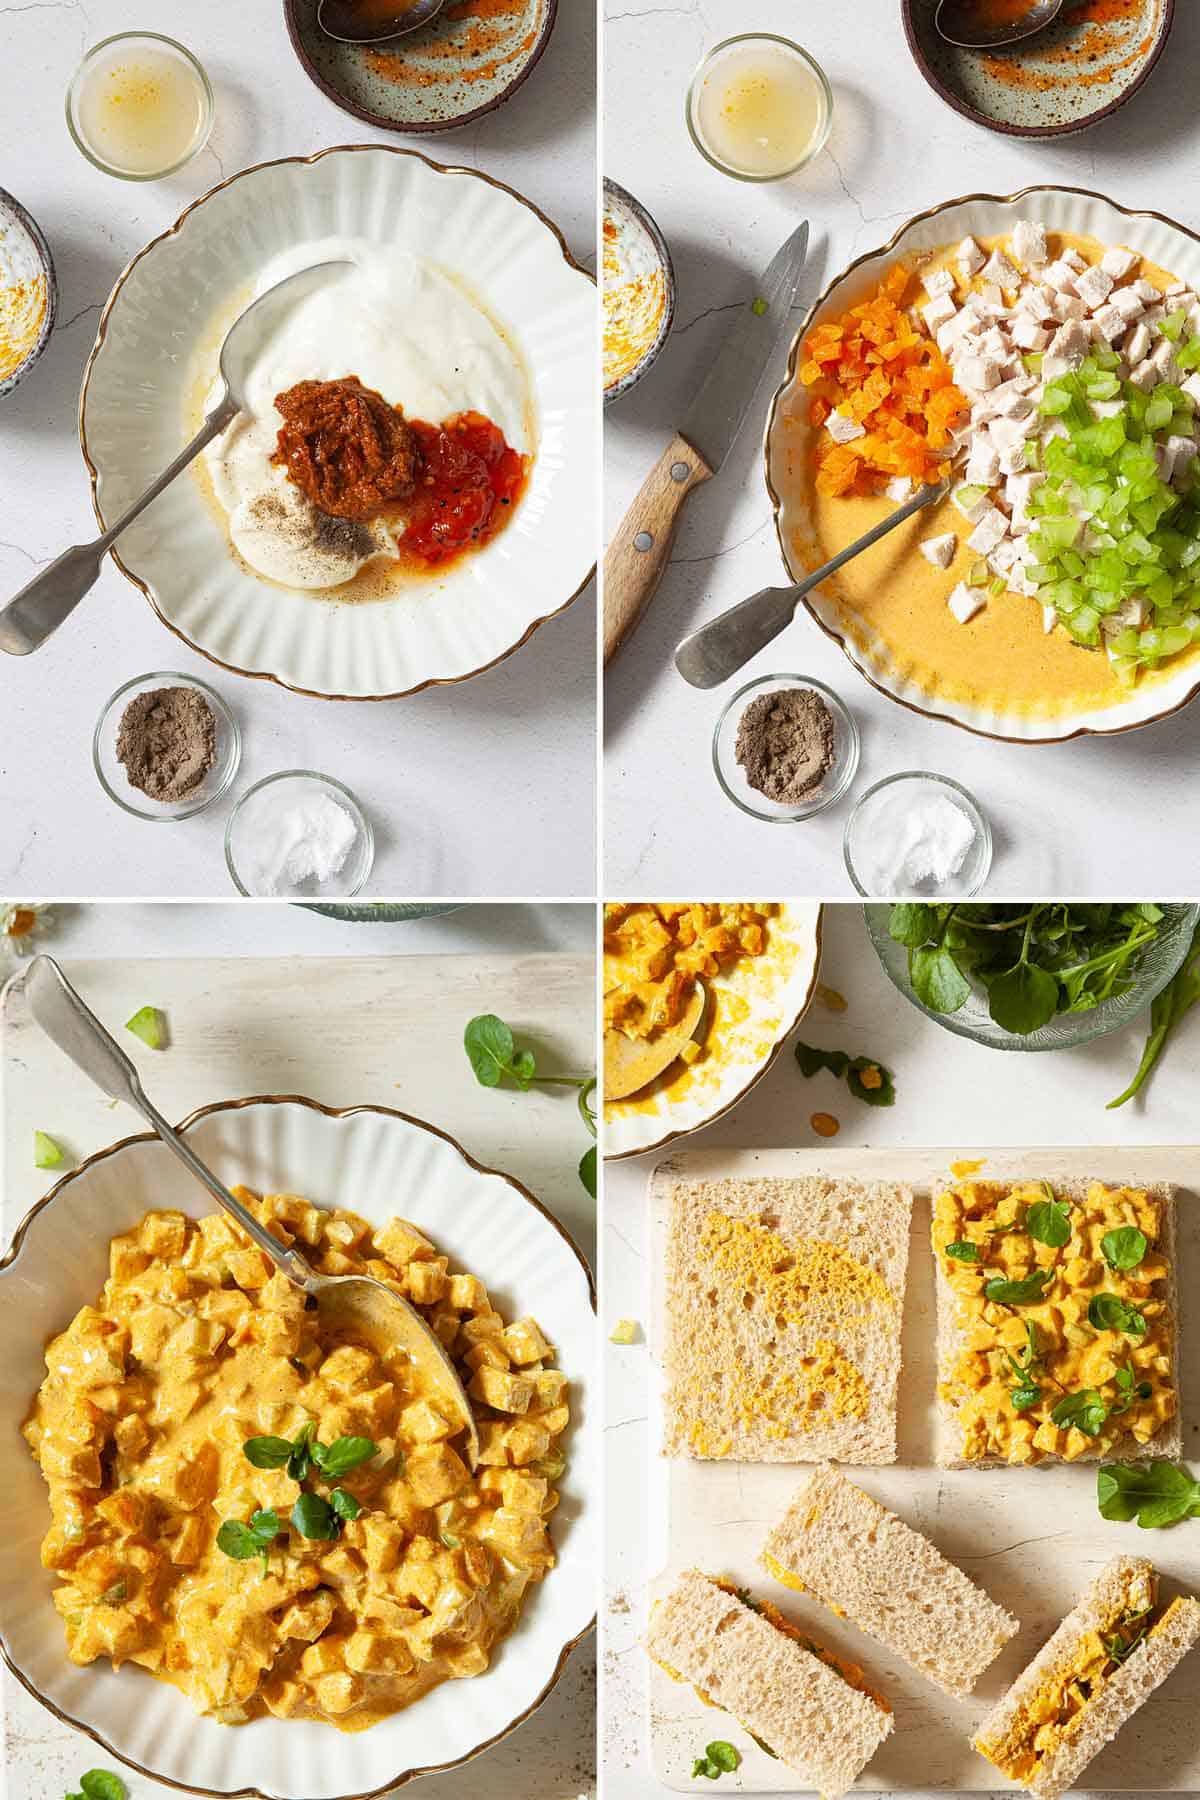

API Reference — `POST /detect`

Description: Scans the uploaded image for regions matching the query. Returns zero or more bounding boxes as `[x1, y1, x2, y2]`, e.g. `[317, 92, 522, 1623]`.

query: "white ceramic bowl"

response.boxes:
[79, 146, 597, 700]
[603, 901, 823, 1161]
[766, 184, 1200, 743]
[0, 1096, 596, 1798]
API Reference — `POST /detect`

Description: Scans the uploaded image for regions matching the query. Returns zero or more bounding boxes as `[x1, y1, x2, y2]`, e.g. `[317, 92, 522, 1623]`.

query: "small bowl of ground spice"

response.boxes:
[713, 674, 860, 823]
[94, 672, 240, 821]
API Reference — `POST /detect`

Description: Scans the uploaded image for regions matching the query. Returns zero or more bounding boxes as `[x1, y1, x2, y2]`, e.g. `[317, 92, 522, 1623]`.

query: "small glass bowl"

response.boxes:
[94, 672, 240, 822]
[844, 772, 992, 897]
[225, 771, 374, 898]
[686, 34, 833, 183]
[713, 674, 860, 823]
[864, 902, 1200, 1053]
[66, 32, 213, 181]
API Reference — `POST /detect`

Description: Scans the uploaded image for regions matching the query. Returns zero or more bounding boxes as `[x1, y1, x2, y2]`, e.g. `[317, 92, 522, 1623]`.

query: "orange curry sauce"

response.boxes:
[272, 375, 527, 573]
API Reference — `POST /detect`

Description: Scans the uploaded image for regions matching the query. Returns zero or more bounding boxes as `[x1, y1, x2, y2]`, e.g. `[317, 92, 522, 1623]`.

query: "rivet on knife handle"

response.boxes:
[603, 432, 714, 665]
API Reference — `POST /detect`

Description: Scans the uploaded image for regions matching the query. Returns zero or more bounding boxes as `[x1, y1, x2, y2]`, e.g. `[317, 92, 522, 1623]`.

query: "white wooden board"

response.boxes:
[646, 1146, 1200, 1795]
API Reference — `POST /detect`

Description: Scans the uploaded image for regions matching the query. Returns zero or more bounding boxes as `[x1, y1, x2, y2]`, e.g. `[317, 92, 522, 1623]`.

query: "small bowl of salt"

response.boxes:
[843, 771, 991, 898]
[225, 770, 374, 897]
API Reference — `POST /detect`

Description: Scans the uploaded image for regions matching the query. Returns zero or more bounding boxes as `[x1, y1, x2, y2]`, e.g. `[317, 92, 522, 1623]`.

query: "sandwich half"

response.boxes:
[932, 1175, 1179, 1468]
[646, 1568, 893, 1799]
[974, 1554, 1200, 1798]
[662, 1175, 913, 1462]
[760, 1462, 1019, 1698]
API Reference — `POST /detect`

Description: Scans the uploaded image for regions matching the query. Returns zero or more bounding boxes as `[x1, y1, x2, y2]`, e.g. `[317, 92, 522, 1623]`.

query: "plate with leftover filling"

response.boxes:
[0, 1095, 595, 1799]
[601, 901, 822, 1162]
[767, 184, 1200, 741]
[80, 146, 596, 700]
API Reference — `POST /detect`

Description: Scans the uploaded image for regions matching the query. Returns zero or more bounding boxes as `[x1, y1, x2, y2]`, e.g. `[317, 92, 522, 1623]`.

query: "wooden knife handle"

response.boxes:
[603, 432, 714, 665]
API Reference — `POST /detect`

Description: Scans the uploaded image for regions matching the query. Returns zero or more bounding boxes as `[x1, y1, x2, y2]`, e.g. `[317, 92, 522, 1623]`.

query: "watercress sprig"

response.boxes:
[464, 1013, 596, 1195]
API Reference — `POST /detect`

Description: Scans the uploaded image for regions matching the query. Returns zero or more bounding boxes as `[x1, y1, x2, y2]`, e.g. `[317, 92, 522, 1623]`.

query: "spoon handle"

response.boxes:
[0, 392, 238, 657]
[19, 956, 317, 1294]
[674, 480, 950, 689]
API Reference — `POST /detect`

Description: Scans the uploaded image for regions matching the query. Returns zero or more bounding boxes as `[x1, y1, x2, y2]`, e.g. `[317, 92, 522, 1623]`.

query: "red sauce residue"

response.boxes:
[362, 0, 535, 88]
[404, 412, 527, 566]
[979, 0, 1155, 91]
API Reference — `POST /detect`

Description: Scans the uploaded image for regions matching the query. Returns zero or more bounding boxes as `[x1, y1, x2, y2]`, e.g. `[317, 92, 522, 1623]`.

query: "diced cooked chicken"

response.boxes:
[1159, 434, 1196, 486]
[1101, 245, 1139, 281]
[1042, 604, 1059, 634]
[923, 265, 957, 301]
[920, 532, 958, 569]
[1128, 359, 1161, 392]
[947, 581, 987, 624]
[922, 293, 957, 331]
[982, 249, 1020, 290]
[1043, 260, 1079, 295]
[1061, 247, 1088, 273]
[1005, 470, 1047, 530]
[1075, 264, 1114, 311]
[956, 236, 985, 277]
[1133, 278, 1163, 304]
[964, 441, 1000, 486]
[1011, 317, 1050, 352]
[1181, 373, 1200, 408]
[957, 355, 1002, 393]
[885, 476, 914, 502]
[825, 409, 865, 444]
[953, 484, 990, 524]
[1050, 292, 1086, 323]
[968, 504, 1009, 556]
[1124, 322, 1153, 366]
[1089, 304, 1125, 344]
[1013, 221, 1049, 268]
[1109, 286, 1145, 324]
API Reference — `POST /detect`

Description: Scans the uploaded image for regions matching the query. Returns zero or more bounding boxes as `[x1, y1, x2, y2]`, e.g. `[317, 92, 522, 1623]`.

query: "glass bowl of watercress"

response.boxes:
[864, 901, 1200, 1052]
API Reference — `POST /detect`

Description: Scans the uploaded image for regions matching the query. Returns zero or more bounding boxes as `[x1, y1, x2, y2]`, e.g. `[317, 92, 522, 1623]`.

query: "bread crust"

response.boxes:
[932, 1177, 1180, 1469]
[662, 1175, 913, 1464]
[646, 1568, 893, 1799]
[973, 1555, 1200, 1798]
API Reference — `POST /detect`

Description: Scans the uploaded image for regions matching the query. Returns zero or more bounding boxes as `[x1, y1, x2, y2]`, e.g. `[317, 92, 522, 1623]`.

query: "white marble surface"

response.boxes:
[0, 901, 596, 1800]
[601, 902, 1200, 1799]
[0, 0, 596, 899]
[603, 0, 1200, 895]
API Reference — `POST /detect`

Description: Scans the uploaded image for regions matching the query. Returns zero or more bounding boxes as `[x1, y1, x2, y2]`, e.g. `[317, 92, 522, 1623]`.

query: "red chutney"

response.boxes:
[403, 411, 527, 566]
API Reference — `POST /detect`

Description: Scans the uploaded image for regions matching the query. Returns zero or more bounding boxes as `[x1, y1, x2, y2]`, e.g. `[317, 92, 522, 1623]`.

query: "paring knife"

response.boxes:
[602, 220, 811, 666]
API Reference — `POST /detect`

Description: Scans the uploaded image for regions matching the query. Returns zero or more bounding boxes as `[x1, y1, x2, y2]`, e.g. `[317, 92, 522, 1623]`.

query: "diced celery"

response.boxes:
[1162, 308, 1189, 342]
[990, 575, 1007, 597]
[1145, 393, 1173, 432]
[968, 560, 989, 588]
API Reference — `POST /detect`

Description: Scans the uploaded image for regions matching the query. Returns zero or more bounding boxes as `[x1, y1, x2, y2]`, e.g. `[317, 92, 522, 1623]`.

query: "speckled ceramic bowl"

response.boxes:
[284, 0, 557, 133]
[903, 0, 1173, 138]
[0, 189, 56, 399]
[603, 180, 675, 404]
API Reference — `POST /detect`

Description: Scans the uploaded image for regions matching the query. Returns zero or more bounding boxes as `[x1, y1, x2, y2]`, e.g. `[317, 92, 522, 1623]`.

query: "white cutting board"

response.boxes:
[647, 1146, 1200, 1795]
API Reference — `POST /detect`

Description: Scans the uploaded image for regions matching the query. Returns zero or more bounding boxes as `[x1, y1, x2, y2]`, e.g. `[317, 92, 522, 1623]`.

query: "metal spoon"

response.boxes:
[603, 979, 708, 1102]
[0, 259, 352, 658]
[16, 954, 479, 1467]
[317, 0, 444, 43]
[675, 480, 951, 690]
[934, 0, 1070, 50]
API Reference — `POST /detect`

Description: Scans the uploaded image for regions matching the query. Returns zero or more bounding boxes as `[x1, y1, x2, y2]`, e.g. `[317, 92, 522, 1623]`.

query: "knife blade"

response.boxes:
[602, 220, 812, 665]
[680, 218, 811, 472]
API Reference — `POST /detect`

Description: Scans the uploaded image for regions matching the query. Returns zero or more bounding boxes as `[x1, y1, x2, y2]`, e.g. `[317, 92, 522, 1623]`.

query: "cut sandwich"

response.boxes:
[760, 1462, 1019, 1698]
[932, 1175, 1179, 1468]
[974, 1553, 1200, 1798]
[661, 1175, 913, 1463]
[646, 1568, 893, 1799]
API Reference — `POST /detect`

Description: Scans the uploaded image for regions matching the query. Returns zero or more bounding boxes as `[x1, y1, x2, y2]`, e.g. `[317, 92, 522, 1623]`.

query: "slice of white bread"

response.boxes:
[933, 1177, 1180, 1469]
[973, 1554, 1200, 1798]
[661, 1175, 913, 1463]
[646, 1568, 893, 1799]
[760, 1462, 1019, 1698]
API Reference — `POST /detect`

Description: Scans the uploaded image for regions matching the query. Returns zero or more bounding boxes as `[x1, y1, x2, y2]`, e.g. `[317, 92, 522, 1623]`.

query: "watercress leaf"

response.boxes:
[1026, 1197, 1072, 1248]
[1097, 1469, 1142, 1522]
[249, 1508, 280, 1546]
[944, 1240, 980, 1263]
[1139, 1494, 1198, 1529]
[692, 1761, 713, 1781]
[1109, 921, 1200, 1108]
[911, 945, 972, 1015]
[511, 1047, 537, 1088]
[1051, 1389, 1109, 1437]
[706, 1743, 741, 1774]
[217, 1520, 261, 1560]
[80, 1773, 126, 1800]
[987, 960, 1060, 1035]
[1098, 1462, 1200, 1528]
[1102, 1226, 1148, 1271]
[242, 1435, 295, 1470]
[1088, 1293, 1146, 1335]
[888, 902, 938, 947]
[125, 1005, 166, 1050]
[35, 1130, 64, 1169]
[985, 1270, 1053, 1306]
[330, 1487, 361, 1521]
[579, 1144, 597, 1199]
[794, 1042, 850, 1080]
[1011, 1384, 1042, 1412]
[464, 1014, 516, 1088]
[316, 1436, 377, 1478]
[291, 1493, 338, 1540]
[847, 1057, 896, 1107]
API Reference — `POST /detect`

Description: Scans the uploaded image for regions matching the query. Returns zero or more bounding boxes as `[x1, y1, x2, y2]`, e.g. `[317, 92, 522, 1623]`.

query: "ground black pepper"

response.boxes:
[734, 687, 836, 805]
[116, 686, 217, 804]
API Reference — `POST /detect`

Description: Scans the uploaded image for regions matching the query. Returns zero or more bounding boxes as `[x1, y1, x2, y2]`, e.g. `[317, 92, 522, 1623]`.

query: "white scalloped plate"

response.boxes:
[80, 148, 596, 700]
[602, 902, 823, 1162]
[0, 1097, 596, 1799]
[766, 185, 1200, 743]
